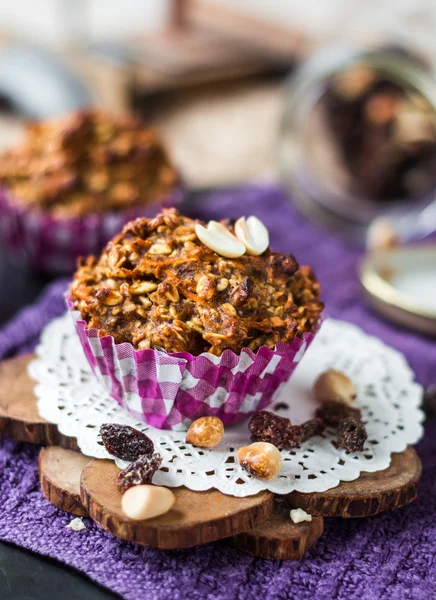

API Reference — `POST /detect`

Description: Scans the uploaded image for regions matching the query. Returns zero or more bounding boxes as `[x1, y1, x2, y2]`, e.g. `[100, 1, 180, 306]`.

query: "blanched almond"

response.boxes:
[121, 485, 175, 520]
[195, 221, 246, 258]
[234, 216, 269, 256]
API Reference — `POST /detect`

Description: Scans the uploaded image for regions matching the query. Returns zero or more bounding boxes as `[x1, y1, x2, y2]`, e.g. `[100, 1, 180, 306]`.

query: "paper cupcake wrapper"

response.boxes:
[0, 185, 184, 275]
[68, 301, 317, 431]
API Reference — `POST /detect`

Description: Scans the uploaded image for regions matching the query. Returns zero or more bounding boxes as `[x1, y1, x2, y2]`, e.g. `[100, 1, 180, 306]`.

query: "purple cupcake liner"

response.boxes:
[0, 185, 184, 275]
[68, 299, 317, 431]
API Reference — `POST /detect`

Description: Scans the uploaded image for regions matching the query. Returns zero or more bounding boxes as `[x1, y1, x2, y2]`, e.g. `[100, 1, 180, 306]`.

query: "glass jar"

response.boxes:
[279, 45, 436, 242]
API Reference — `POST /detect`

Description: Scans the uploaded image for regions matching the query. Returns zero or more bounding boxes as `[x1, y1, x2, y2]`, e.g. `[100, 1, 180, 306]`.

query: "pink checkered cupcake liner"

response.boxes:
[0, 185, 184, 275]
[68, 300, 317, 431]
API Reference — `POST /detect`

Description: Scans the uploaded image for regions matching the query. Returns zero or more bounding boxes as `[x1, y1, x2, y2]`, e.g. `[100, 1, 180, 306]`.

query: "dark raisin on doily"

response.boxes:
[315, 401, 361, 427]
[336, 418, 368, 453]
[282, 425, 305, 448]
[249, 411, 293, 448]
[99, 423, 154, 461]
[301, 418, 326, 442]
[249, 411, 313, 449]
[116, 453, 163, 493]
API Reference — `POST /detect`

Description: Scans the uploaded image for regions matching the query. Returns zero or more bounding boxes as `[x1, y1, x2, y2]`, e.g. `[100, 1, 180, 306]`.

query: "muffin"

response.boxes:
[69, 209, 323, 430]
[0, 110, 182, 273]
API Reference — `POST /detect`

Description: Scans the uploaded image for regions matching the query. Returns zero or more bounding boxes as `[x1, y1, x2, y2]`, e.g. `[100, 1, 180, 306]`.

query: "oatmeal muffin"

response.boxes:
[71, 208, 323, 356]
[0, 110, 179, 217]
[0, 110, 181, 274]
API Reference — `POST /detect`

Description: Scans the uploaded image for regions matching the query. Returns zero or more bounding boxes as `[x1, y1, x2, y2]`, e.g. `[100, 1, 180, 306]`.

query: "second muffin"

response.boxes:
[0, 110, 182, 273]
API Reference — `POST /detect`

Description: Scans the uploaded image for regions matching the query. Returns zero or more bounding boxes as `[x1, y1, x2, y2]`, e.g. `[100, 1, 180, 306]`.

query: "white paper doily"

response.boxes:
[29, 313, 425, 497]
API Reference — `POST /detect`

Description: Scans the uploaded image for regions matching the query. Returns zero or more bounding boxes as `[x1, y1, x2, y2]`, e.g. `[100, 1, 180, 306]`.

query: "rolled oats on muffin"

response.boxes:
[71, 208, 323, 356]
[0, 110, 182, 273]
[69, 208, 323, 429]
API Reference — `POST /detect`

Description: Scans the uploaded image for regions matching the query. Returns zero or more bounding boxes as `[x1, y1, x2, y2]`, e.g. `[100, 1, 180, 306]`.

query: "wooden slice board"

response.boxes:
[80, 458, 274, 549]
[0, 354, 78, 450]
[39, 446, 91, 517]
[0, 353, 424, 557]
[285, 447, 422, 518]
[38, 446, 323, 556]
[233, 500, 324, 560]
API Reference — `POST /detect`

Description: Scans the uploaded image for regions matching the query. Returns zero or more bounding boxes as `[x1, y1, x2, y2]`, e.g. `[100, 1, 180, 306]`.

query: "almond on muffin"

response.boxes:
[71, 209, 323, 356]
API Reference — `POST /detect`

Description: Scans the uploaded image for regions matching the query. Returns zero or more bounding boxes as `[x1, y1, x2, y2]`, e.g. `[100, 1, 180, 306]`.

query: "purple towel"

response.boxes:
[0, 185, 435, 600]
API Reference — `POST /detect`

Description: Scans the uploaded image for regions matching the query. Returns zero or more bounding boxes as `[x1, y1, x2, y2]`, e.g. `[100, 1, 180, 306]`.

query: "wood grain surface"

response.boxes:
[0, 354, 78, 449]
[285, 447, 422, 518]
[39, 446, 91, 516]
[233, 500, 324, 560]
[80, 458, 275, 549]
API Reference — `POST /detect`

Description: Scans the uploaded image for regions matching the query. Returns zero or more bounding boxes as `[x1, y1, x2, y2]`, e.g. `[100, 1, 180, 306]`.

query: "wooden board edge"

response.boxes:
[80, 459, 275, 550]
[284, 447, 422, 518]
[39, 447, 90, 517]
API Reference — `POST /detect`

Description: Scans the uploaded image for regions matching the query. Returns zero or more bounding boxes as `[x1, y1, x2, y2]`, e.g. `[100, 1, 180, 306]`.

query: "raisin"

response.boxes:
[267, 254, 299, 283]
[281, 425, 304, 448]
[116, 453, 163, 493]
[301, 418, 325, 441]
[249, 411, 291, 448]
[99, 423, 154, 461]
[232, 277, 254, 306]
[336, 418, 367, 452]
[315, 401, 361, 427]
[249, 411, 304, 449]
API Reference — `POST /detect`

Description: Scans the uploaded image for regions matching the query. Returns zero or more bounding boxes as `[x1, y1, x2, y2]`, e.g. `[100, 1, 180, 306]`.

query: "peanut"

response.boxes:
[237, 442, 282, 480]
[186, 416, 224, 448]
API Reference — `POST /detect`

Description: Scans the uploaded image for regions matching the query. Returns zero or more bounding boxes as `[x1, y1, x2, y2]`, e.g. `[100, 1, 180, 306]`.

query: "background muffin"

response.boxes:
[71, 208, 323, 356]
[0, 110, 182, 274]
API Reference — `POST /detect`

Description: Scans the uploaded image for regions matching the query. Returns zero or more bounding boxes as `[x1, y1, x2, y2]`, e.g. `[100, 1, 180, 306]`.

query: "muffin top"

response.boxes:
[0, 110, 178, 217]
[71, 209, 323, 356]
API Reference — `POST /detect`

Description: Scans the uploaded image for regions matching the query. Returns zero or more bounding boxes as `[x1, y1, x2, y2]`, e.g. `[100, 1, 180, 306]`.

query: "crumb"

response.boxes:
[66, 518, 86, 531]
[290, 508, 312, 523]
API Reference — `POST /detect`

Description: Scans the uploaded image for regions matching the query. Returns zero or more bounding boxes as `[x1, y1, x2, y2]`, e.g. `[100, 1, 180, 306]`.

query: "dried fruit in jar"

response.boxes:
[186, 416, 224, 448]
[315, 401, 361, 427]
[116, 453, 163, 493]
[336, 418, 368, 452]
[238, 442, 282, 480]
[99, 423, 154, 461]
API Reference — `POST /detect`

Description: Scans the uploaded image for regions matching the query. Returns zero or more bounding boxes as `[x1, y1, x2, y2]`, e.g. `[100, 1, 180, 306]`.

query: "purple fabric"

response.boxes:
[0, 184, 435, 600]
[71, 305, 314, 429]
